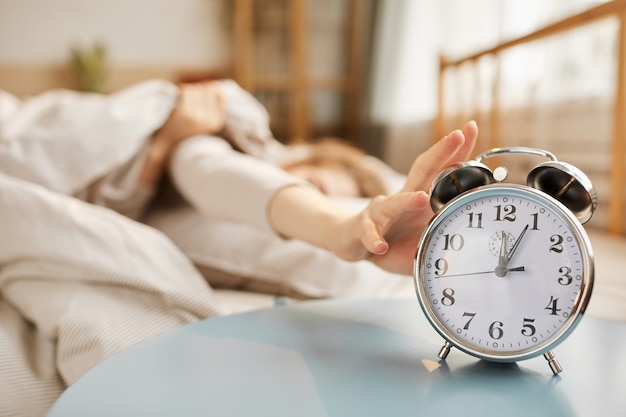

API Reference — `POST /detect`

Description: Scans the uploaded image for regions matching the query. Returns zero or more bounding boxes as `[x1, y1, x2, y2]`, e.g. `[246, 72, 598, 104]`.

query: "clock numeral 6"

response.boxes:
[489, 321, 504, 340]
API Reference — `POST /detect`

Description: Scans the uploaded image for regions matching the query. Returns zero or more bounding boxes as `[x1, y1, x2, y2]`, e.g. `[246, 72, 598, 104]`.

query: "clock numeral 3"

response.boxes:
[557, 266, 573, 285]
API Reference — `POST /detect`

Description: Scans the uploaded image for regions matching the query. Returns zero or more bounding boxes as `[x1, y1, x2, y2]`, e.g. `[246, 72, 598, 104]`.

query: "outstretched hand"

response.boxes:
[331, 121, 478, 275]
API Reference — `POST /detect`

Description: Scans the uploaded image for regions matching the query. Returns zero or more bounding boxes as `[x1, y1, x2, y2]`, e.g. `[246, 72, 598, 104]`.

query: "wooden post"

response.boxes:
[346, 0, 365, 146]
[489, 53, 502, 152]
[609, 11, 626, 234]
[288, 0, 309, 143]
[435, 53, 447, 142]
[233, 0, 252, 89]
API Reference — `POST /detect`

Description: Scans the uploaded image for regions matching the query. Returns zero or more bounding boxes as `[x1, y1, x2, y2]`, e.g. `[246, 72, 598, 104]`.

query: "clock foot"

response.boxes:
[438, 341, 452, 360]
[544, 350, 562, 375]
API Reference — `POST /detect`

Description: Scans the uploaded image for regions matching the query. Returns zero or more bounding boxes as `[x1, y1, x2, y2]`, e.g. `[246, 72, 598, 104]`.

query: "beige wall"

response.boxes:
[0, 64, 231, 97]
[0, 0, 233, 96]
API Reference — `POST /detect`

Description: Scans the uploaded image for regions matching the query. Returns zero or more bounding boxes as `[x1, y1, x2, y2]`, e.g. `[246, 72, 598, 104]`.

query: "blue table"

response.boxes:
[47, 298, 626, 417]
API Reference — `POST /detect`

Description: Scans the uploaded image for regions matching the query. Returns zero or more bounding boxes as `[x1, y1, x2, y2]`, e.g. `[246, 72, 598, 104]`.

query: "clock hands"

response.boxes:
[437, 224, 530, 278]
[495, 224, 529, 277]
[438, 266, 525, 278]
[495, 230, 509, 277]
[507, 224, 529, 262]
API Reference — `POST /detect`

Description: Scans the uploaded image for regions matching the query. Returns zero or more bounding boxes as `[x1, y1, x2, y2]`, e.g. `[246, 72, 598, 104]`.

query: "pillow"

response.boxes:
[143, 201, 414, 300]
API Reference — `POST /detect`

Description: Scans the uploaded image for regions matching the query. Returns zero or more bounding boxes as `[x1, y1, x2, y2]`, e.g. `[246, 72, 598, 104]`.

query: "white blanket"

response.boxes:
[0, 80, 414, 416]
[0, 174, 222, 417]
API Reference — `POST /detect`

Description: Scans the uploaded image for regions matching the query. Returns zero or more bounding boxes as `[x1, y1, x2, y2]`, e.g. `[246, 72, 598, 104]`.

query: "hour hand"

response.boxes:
[495, 230, 508, 277]
[496, 224, 529, 277]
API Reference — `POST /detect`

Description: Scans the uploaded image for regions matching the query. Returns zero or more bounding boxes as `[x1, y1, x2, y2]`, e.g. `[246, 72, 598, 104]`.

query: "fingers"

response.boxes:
[402, 120, 478, 192]
[362, 191, 430, 254]
[402, 130, 464, 192]
[452, 120, 478, 163]
[434, 120, 478, 167]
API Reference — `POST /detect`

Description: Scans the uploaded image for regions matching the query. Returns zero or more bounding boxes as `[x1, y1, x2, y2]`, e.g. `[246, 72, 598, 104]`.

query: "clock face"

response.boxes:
[414, 184, 594, 361]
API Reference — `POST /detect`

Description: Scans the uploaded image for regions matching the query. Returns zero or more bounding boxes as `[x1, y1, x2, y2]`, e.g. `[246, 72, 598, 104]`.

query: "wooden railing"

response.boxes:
[435, 0, 626, 235]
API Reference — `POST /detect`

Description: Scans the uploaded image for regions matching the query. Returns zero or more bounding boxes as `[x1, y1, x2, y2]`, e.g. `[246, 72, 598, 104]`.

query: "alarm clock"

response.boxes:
[413, 147, 596, 374]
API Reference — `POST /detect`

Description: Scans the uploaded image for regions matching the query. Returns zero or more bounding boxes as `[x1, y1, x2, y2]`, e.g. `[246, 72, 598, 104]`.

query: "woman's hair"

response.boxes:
[280, 137, 389, 198]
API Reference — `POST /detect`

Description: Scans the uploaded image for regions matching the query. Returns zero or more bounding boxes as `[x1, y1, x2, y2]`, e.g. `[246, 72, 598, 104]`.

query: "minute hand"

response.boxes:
[507, 224, 529, 262]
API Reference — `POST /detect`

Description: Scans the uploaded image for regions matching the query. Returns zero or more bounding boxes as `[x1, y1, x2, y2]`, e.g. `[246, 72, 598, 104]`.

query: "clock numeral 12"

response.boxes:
[494, 204, 516, 222]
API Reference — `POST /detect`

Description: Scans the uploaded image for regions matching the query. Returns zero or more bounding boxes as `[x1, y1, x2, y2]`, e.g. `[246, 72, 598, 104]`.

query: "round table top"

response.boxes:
[47, 298, 626, 417]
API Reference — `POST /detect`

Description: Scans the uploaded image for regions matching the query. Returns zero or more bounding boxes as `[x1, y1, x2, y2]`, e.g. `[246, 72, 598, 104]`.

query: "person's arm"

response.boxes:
[268, 121, 479, 275]
[138, 81, 225, 188]
[151, 80, 479, 276]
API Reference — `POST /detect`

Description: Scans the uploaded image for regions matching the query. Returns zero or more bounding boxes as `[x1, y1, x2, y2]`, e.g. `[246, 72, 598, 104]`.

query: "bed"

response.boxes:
[1, 80, 625, 417]
[0, 172, 417, 417]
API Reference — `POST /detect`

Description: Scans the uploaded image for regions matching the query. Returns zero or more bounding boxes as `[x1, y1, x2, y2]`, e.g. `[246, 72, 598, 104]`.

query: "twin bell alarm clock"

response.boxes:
[413, 147, 596, 374]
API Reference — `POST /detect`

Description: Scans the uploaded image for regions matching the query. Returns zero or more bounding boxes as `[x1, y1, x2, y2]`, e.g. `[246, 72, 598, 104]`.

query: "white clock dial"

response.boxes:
[415, 184, 593, 361]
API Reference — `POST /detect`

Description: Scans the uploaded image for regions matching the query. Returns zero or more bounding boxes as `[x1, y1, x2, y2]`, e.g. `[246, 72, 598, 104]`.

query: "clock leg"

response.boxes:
[438, 341, 453, 360]
[543, 350, 563, 375]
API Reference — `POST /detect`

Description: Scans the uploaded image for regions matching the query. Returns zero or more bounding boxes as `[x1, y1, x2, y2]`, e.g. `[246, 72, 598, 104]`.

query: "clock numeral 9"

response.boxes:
[434, 258, 448, 276]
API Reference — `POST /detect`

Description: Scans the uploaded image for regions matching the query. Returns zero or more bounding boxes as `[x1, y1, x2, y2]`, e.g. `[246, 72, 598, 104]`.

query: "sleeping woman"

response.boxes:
[0, 79, 477, 416]
[0, 78, 478, 273]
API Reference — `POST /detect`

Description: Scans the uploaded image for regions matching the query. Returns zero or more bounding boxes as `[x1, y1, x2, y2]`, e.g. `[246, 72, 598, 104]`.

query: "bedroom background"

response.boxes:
[0, 0, 624, 237]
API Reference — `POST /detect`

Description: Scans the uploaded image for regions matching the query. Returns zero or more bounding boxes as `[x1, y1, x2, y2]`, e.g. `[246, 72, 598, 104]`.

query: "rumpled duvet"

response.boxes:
[0, 78, 303, 416]
[0, 174, 223, 417]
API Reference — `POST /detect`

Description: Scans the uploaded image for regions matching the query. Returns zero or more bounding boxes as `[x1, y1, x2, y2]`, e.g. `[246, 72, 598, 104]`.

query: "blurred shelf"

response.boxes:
[233, 0, 372, 145]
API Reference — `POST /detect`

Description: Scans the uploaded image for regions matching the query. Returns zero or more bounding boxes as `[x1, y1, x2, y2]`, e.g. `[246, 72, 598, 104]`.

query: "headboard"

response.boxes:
[435, 0, 626, 236]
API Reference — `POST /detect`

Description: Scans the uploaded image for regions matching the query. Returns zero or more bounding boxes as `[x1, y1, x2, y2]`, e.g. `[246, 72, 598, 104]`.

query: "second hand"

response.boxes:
[437, 266, 525, 278]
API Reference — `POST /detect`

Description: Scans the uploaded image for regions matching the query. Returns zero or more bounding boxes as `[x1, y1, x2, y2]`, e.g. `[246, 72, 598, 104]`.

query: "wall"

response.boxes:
[0, 0, 233, 96]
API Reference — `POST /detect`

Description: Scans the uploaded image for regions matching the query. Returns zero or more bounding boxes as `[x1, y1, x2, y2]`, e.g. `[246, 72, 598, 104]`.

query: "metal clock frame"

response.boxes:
[414, 183, 595, 374]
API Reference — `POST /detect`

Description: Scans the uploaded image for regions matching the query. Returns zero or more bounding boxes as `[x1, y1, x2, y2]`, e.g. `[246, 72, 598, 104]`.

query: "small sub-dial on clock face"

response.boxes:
[488, 231, 516, 257]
